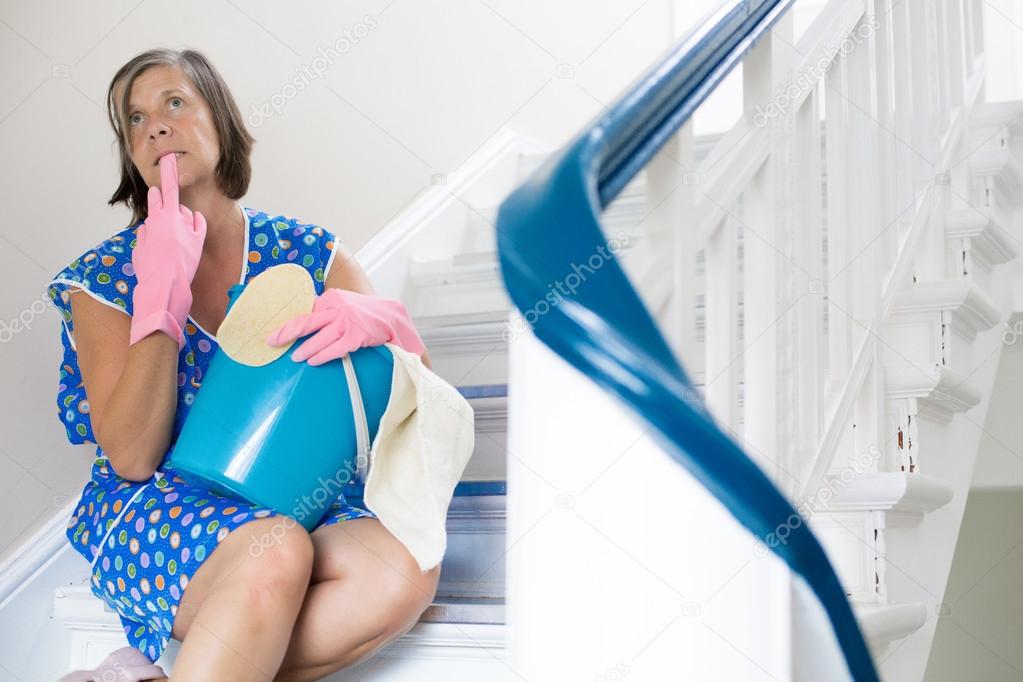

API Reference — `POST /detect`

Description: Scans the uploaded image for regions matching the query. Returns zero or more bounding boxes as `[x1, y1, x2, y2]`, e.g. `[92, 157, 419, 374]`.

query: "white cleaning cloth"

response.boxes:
[362, 343, 476, 572]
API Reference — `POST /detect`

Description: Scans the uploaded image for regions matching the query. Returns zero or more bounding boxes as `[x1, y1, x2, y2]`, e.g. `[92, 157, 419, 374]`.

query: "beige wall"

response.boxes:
[924, 489, 1023, 681]
[0, 0, 704, 563]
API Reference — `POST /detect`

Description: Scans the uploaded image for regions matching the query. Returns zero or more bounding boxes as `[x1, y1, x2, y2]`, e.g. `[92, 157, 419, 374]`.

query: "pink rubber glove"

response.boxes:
[129, 153, 207, 349]
[266, 288, 425, 366]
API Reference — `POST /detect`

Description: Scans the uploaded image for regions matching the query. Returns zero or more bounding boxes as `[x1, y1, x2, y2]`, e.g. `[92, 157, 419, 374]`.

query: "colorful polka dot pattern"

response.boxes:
[50, 206, 375, 663]
[46, 206, 337, 447]
[66, 457, 374, 663]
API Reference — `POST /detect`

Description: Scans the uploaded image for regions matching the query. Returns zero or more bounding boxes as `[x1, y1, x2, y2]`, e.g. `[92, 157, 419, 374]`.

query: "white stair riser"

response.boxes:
[437, 498, 505, 601]
[808, 510, 884, 604]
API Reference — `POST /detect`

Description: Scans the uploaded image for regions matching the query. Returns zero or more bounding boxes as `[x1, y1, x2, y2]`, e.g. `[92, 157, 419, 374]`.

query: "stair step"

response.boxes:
[409, 228, 660, 328]
[853, 602, 928, 653]
[966, 101, 1023, 211]
[407, 257, 511, 327]
[457, 383, 508, 399]
[891, 279, 1001, 340]
[945, 207, 1020, 273]
[333, 493, 511, 603]
[419, 321, 510, 387]
[54, 586, 511, 676]
[458, 207, 500, 260]
[344, 480, 506, 499]
[819, 472, 953, 527]
[969, 145, 1023, 207]
[420, 596, 504, 624]
[885, 365, 982, 423]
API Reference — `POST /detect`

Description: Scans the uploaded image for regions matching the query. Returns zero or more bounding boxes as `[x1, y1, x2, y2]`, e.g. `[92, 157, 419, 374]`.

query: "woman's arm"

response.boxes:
[69, 289, 180, 481]
[323, 242, 433, 370]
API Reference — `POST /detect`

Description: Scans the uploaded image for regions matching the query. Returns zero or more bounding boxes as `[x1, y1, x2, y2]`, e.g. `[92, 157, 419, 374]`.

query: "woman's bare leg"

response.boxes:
[169, 516, 314, 680]
[272, 518, 441, 681]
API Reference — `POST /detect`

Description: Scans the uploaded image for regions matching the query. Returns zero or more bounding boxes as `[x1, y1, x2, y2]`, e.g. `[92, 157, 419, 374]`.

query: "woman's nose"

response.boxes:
[145, 117, 170, 141]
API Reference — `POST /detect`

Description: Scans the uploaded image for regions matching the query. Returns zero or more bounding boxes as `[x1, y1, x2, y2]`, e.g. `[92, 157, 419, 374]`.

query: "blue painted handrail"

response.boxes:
[496, 1, 879, 680]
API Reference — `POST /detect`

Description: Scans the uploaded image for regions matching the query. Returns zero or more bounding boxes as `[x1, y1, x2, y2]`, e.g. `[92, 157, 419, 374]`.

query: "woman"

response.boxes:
[49, 48, 439, 681]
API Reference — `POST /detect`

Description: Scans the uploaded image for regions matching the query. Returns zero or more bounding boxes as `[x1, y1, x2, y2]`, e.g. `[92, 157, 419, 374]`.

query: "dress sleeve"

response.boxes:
[45, 230, 137, 445]
[46, 234, 136, 347]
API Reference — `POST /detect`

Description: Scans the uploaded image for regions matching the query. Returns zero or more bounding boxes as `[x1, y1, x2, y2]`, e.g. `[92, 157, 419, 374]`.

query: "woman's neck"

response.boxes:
[178, 183, 244, 263]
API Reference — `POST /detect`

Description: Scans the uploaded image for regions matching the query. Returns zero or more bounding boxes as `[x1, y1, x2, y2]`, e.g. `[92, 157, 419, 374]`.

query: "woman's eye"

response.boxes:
[128, 96, 183, 127]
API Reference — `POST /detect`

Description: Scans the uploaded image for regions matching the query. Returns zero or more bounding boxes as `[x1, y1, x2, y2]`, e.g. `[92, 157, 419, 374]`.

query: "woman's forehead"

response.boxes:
[127, 66, 191, 105]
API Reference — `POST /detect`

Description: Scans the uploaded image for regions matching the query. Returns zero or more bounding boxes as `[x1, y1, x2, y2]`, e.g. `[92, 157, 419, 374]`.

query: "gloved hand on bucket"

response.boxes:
[266, 288, 425, 366]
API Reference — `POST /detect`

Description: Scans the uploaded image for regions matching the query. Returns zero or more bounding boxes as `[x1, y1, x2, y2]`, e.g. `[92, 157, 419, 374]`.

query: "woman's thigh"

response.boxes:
[309, 517, 439, 606]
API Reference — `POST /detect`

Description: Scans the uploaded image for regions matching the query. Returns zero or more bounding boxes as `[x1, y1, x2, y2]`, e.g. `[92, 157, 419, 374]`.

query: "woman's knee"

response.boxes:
[171, 516, 313, 641]
[233, 516, 315, 600]
[379, 563, 441, 635]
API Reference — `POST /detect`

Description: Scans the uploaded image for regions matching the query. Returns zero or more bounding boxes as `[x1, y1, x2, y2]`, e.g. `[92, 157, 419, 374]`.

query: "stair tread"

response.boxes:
[421, 596, 506, 624]
[853, 602, 928, 647]
[815, 472, 953, 526]
[457, 384, 508, 399]
[56, 583, 508, 625]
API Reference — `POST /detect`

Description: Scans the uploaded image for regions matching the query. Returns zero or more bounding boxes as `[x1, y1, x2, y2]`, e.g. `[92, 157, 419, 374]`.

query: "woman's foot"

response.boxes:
[57, 645, 167, 681]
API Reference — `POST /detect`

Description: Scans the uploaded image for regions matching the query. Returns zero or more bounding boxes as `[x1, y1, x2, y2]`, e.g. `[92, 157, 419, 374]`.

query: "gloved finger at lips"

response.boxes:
[158, 151, 179, 209]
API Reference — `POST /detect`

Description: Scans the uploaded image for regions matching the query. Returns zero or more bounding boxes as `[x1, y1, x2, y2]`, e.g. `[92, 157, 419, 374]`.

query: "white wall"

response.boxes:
[0, 0, 710, 565]
[984, 0, 1023, 103]
[971, 325, 1023, 490]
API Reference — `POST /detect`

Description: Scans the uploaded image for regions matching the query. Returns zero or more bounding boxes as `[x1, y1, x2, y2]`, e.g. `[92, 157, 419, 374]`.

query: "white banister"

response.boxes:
[506, 0, 999, 678]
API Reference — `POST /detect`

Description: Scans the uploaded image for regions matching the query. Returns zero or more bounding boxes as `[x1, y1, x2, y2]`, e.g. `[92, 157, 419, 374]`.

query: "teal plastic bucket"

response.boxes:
[168, 282, 394, 531]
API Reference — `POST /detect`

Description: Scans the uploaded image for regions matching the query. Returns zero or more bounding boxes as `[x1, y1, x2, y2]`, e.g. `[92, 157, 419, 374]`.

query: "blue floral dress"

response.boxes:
[45, 203, 377, 664]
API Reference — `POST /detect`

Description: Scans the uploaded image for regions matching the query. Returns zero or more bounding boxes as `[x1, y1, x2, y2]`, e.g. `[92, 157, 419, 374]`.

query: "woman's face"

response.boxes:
[124, 64, 220, 194]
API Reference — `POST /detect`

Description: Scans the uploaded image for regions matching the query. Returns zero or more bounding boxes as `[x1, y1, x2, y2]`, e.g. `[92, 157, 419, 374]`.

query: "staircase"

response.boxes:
[11, 0, 1022, 680]
[494, 1, 1023, 681]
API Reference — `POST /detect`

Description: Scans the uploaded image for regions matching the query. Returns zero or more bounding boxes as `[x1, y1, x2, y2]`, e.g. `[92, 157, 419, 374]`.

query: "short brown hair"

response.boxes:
[106, 48, 256, 225]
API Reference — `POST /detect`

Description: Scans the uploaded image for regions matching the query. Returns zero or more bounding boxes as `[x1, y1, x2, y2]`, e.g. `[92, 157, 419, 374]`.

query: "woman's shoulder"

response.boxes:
[248, 208, 340, 246]
[46, 219, 145, 314]
[54, 221, 142, 276]
[244, 208, 342, 284]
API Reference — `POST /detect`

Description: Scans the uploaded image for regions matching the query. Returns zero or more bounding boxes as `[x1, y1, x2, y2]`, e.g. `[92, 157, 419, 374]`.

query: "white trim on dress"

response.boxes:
[89, 482, 152, 571]
[323, 230, 342, 283]
[49, 278, 131, 352]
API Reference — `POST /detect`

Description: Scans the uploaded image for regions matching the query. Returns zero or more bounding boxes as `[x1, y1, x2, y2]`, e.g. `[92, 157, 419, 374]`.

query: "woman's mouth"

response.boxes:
[155, 151, 185, 166]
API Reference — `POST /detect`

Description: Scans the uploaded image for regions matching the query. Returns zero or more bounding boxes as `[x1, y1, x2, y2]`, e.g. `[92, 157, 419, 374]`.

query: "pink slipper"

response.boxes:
[57, 645, 166, 681]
